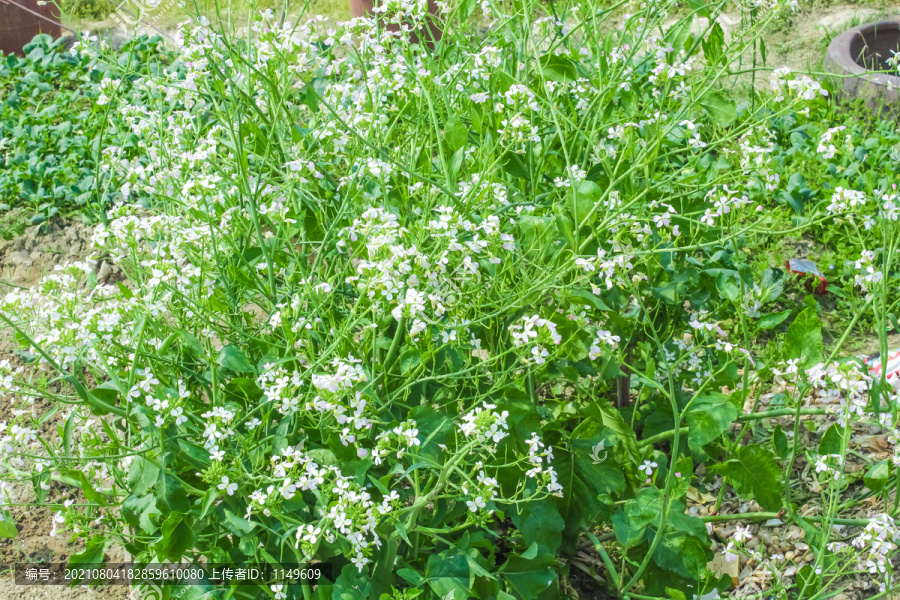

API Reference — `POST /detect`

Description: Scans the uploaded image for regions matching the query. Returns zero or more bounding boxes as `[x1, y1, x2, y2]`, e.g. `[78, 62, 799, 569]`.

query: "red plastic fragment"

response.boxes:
[785, 259, 828, 295]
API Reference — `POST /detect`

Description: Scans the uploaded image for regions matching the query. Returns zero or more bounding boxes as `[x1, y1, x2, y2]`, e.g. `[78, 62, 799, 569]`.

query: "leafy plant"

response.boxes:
[2, 0, 900, 599]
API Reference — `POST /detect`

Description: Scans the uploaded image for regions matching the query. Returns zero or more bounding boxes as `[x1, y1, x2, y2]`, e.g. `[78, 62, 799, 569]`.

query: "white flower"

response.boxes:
[171, 406, 188, 425]
[638, 460, 657, 476]
[731, 525, 753, 543]
[218, 476, 238, 496]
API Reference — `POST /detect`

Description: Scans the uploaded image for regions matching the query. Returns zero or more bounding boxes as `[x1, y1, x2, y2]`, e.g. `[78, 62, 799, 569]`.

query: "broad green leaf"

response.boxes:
[217, 345, 255, 373]
[626, 487, 663, 531]
[686, 392, 737, 449]
[555, 435, 625, 549]
[587, 401, 639, 463]
[127, 456, 159, 496]
[121, 493, 161, 534]
[540, 54, 578, 82]
[570, 180, 601, 225]
[711, 444, 782, 511]
[758, 309, 792, 329]
[499, 546, 556, 600]
[569, 289, 612, 311]
[511, 498, 564, 555]
[155, 472, 190, 514]
[426, 551, 470, 599]
[701, 23, 725, 66]
[785, 306, 823, 367]
[865, 460, 890, 492]
[155, 514, 194, 562]
[759, 268, 784, 304]
[818, 423, 843, 455]
[715, 271, 740, 302]
[219, 507, 255, 536]
[444, 116, 468, 152]
[68, 533, 109, 565]
[700, 90, 737, 126]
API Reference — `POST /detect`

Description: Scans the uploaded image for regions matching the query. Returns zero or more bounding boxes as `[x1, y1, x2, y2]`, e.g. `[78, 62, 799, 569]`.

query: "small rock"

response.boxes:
[97, 261, 111, 283]
[785, 551, 796, 561]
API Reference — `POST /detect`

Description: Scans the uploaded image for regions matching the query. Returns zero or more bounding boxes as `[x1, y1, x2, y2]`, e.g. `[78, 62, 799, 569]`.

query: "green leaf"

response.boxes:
[444, 116, 468, 152]
[217, 345, 255, 373]
[672, 456, 693, 499]
[700, 90, 737, 126]
[569, 180, 601, 225]
[773, 425, 789, 459]
[865, 460, 890, 492]
[517, 216, 554, 260]
[155, 472, 190, 514]
[0, 508, 17, 538]
[569, 289, 612, 311]
[758, 309, 792, 329]
[701, 23, 725, 66]
[818, 423, 843, 455]
[219, 507, 255, 536]
[587, 401, 639, 463]
[397, 568, 425, 587]
[785, 306, 823, 367]
[666, 587, 688, 600]
[121, 493, 161, 534]
[426, 551, 470, 599]
[715, 271, 740, 302]
[540, 54, 578, 82]
[759, 268, 784, 304]
[686, 392, 737, 449]
[626, 487, 664, 531]
[499, 546, 556, 600]
[685, 0, 709, 17]
[198, 487, 217, 519]
[797, 564, 821, 596]
[155, 514, 194, 562]
[127, 456, 159, 496]
[711, 444, 783, 511]
[511, 498, 564, 555]
[555, 436, 625, 549]
[68, 534, 109, 565]
[334, 563, 374, 599]
[63, 409, 76, 458]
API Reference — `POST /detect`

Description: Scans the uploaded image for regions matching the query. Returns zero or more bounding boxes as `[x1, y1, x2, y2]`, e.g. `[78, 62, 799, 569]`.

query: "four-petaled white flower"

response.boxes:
[218, 475, 238, 496]
[638, 460, 658, 476]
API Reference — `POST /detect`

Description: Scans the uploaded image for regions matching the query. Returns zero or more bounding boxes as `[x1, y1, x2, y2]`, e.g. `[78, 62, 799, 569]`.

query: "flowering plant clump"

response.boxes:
[3, 0, 900, 598]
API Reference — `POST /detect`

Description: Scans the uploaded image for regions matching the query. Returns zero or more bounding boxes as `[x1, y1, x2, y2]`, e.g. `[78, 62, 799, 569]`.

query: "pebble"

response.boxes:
[785, 551, 796, 561]
[758, 530, 773, 545]
[803, 552, 813, 562]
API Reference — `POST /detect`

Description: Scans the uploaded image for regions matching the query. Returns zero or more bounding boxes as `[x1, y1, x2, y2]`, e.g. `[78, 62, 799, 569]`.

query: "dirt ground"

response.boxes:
[0, 215, 130, 600]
